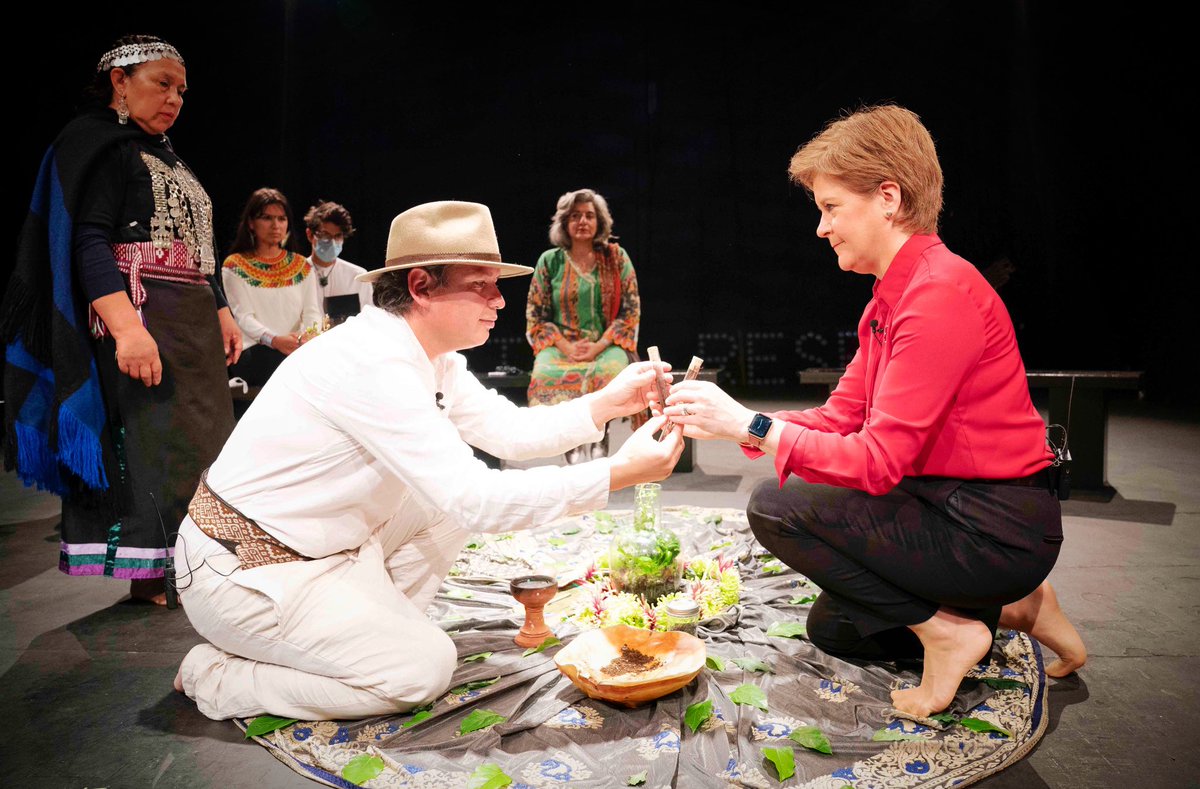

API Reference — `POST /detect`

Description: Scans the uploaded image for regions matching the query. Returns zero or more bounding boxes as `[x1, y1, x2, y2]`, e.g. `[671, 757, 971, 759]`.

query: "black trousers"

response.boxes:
[227, 344, 286, 388]
[748, 475, 1063, 661]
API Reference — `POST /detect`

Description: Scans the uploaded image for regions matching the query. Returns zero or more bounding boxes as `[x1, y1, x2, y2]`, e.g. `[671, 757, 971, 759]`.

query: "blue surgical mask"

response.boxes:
[314, 237, 343, 263]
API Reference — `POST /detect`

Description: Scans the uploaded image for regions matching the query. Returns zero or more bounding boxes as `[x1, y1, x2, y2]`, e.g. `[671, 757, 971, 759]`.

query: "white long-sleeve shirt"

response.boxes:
[206, 305, 609, 559]
[222, 254, 324, 349]
[308, 256, 374, 309]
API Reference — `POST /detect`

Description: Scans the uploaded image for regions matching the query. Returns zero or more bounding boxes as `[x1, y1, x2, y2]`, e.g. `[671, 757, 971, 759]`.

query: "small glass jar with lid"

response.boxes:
[663, 597, 701, 635]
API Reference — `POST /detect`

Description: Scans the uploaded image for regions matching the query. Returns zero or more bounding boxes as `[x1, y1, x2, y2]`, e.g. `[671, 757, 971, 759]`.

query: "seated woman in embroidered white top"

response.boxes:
[223, 187, 322, 388]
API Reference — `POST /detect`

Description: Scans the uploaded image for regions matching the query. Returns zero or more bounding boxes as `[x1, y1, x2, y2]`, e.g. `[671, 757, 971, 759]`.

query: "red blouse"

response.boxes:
[764, 233, 1052, 495]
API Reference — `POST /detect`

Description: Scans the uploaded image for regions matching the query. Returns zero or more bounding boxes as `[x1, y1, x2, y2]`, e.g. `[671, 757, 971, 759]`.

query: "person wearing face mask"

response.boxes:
[303, 200, 372, 319]
[1, 35, 238, 605]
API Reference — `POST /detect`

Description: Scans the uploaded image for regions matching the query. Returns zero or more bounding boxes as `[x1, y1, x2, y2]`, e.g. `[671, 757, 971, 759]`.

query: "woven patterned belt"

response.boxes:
[187, 470, 309, 570]
[90, 240, 211, 338]
[112, 240, 209, 307]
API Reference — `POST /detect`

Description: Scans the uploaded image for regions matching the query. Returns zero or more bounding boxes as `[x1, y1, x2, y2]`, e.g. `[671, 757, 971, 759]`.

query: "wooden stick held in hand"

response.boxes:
[647, 348, 703, 440]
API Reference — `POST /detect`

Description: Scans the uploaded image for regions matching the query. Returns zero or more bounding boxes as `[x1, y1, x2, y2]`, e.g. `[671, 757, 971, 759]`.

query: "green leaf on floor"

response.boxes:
[929, 713, 958, 724]
[703, 513, 724, 526]
[626, 770, 648, 785]
[766, 621, 807, 639]
[705, 655, 726, 671]
[788, 594, 817, 605]
[730, 683, 768, 712]
[731, 657, 774, 674]
[466, 763, 513, 789]
[980, 677, 1028, 690]
[451, 676, 499, 694]
[959, 717, 1011, 737]
[560, 525, 581, 535]
[495, 534, 514, 541]
[342, 754, 385, 785]
[761, 561, 786, 575]
[447, 588, 474, 599]
[459, 709, 507, 735]
[684, 699, 714, 733]
[465, 540, 484, 550]
[710, 540, 733, 550]
[789, 725, 833, 754]
[244, 715, 298, 738]
[872, 728, 926, 742]
[762, 746, 795, 781]
[463, 651, 493, 663]
[401, 710, 432, 728]
[522, 636, 562, 657]
[547, 537, 566, 547]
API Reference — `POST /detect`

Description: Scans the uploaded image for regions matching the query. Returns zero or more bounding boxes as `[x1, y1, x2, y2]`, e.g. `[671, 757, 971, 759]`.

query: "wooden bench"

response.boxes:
[798, 368, 1145, 494]
[473, 368, 721, 473]
[1027, 370, 1143, 495]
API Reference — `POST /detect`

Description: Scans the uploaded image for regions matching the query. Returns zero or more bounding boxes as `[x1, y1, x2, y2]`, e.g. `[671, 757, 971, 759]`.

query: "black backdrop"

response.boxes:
[10, 4, 1188, 404]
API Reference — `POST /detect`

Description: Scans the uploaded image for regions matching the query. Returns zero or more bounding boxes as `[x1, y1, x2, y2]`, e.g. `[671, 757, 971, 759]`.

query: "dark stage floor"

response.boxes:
[1, 398, 1197, 788]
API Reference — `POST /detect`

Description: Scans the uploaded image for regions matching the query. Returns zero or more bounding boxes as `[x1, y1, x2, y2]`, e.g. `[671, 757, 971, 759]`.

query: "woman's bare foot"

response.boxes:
[891, 609, 993, 718]
[1000, 580, 1086, 677]
[130, 578, 168, 606]
[174, 666, 185, 693]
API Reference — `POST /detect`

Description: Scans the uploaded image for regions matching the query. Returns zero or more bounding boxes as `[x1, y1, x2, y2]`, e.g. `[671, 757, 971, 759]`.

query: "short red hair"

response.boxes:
[789, 105, 943, 234]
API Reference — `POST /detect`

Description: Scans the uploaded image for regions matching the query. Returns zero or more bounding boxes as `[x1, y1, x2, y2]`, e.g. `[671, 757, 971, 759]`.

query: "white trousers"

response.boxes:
[176, 494, 469, 720]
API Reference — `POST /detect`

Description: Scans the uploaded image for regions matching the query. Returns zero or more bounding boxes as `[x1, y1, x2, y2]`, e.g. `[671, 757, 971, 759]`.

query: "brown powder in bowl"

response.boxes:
[600, 644, 663, 676]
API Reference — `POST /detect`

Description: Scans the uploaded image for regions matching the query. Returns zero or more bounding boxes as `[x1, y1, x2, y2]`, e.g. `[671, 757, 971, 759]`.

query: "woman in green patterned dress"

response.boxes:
[526, 189, 642, 462]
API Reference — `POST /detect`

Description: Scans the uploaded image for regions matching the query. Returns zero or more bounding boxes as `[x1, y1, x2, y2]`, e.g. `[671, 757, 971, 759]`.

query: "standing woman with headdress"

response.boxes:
[1, 35, 239, 605]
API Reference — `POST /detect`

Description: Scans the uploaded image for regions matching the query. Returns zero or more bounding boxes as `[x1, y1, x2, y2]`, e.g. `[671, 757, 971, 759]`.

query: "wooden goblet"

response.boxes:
[510, 574, 557, 648]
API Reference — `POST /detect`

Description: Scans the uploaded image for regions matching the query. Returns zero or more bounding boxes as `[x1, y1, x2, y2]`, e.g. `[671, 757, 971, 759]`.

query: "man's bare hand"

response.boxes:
[609, 416, 683, 490]
[588, 361, 673, 427]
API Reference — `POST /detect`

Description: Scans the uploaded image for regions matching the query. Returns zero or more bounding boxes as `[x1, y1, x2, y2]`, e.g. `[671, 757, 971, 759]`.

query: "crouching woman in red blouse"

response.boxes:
[665, 105, 1085, 718]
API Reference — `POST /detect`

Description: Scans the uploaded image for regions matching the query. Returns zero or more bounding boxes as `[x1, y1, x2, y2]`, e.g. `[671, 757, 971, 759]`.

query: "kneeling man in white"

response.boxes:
[175, 201, 681, 720]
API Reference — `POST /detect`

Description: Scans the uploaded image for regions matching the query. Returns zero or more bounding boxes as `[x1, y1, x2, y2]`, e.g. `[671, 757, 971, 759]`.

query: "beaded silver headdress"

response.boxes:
[96, 42, 184, 73]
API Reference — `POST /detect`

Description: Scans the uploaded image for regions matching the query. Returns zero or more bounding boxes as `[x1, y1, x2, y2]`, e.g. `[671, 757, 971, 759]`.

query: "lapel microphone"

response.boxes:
[869, 320, 886, 344]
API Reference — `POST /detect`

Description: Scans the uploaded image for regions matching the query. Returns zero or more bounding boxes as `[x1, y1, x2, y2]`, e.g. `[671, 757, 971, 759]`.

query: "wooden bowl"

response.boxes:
[554, 625, 706, 708]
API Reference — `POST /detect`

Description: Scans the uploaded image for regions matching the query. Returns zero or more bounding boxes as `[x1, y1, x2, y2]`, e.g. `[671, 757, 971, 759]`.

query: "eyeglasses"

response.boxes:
[313, 231, 346, 243]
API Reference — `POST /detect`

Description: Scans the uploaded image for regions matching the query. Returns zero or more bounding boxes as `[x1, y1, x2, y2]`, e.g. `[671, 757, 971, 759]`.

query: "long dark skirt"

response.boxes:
[60, 279, 235, 578]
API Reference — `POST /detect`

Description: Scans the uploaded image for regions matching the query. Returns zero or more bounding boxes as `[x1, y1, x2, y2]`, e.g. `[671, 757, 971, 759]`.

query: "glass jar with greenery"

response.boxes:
[608, 483, 682, 602]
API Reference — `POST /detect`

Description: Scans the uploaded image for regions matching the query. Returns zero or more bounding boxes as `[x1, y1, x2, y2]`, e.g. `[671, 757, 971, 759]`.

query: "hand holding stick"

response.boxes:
[647, 347, 703, 440]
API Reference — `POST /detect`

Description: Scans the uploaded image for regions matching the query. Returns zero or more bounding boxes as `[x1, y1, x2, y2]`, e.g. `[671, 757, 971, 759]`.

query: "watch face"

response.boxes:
[749, 413, 773, 440]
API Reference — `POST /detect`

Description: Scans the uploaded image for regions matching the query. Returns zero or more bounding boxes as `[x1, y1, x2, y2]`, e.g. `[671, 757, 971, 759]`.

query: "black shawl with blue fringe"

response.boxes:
[2, 109, 142, 496]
